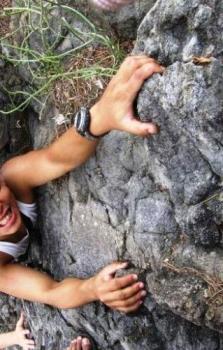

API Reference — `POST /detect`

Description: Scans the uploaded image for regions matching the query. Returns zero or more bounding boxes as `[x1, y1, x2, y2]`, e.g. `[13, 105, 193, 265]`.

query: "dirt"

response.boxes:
[0, 0, 11, 38]
[53, 41, 134, 117]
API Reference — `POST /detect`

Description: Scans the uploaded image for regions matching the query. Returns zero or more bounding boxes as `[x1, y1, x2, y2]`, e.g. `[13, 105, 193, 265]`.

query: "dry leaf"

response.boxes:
[192, 56, 212, 65]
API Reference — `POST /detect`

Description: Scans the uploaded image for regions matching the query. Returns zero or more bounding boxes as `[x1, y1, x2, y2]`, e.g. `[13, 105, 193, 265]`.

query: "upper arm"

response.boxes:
[1, 147, 65, 202]
[0, 263, 57, 305]
[1, 154, 35, 202]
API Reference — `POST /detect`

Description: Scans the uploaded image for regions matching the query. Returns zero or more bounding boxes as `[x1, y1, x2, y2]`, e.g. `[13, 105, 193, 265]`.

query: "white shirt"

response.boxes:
[0, 201, 37, 259]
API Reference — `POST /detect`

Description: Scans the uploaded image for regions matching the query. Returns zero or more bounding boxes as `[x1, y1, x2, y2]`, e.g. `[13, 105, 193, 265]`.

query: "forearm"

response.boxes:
[0, 263, 97, 309]
[42, 104, 107, 177]
[0, 331, 17, 348]
[46, 277, 97, 309]
[44, 126, 99, 180]
[2, 126, 99, 191]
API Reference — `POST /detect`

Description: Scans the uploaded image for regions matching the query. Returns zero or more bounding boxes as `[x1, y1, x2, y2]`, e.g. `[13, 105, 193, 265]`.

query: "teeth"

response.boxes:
[0, 211, 12, 227]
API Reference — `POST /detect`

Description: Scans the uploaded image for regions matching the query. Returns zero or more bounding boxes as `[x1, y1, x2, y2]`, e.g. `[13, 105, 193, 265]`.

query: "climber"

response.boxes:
[0, 57, 164, 312]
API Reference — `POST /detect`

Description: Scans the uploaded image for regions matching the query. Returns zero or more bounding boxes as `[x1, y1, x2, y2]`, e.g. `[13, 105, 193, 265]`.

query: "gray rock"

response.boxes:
[1, 0, 223, 348]
[102, 0, 157, 39]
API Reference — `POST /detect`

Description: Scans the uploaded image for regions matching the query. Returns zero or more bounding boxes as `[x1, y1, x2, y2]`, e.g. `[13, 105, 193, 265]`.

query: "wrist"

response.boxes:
[83, 276, 98, 302]
[90, 104, 111, 137]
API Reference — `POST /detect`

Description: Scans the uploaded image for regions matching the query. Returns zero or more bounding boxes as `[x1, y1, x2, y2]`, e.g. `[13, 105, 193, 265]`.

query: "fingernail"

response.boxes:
[139, 282, 144, 288]
[141, 291, 147, 297]
[133, 274, 138, 281]
[139, 300, 143, 305]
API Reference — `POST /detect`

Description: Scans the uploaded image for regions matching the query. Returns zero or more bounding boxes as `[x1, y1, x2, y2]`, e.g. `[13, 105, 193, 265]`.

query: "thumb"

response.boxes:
[121, 115, 159, 136]
[102, 261, 128, 281]
[17, 312, 25, 328]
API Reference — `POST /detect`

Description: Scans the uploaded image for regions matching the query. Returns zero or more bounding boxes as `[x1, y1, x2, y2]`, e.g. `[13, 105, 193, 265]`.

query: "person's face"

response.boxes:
[0, 175, 22, 238]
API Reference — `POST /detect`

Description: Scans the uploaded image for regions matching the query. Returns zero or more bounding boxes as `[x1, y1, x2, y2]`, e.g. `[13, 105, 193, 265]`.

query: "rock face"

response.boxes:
[1, 0, 223, 349]
[134, 1, 223, 248]
[72, 0, 157, 40]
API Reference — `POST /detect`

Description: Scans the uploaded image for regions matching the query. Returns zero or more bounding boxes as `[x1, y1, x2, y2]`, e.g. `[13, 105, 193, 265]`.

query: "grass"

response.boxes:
[0, 0, 126, 118]
[163, 260, 223, 307]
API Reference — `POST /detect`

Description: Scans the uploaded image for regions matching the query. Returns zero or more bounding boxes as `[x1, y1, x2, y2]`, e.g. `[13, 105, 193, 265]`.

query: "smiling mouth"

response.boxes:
[0, 207, 16, 228]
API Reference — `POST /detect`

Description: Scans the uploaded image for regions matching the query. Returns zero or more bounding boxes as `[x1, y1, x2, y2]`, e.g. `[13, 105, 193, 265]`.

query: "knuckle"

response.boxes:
[133, 69, 146, 81]
[115, 279, 122, 289]
[149, 62, 159, 71]
[148, 57, 157, 63]
[125, 56, 138, 69]
[119, 290, 126, 300]
[138, 129, 147, 137]
[122, 299, 130, 307]
[134, 293, 141, 302]
[135, 126, 147, 137]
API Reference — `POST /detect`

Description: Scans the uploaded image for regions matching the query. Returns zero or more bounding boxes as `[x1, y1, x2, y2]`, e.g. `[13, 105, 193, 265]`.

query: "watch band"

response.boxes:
[73, 107, 108, 141]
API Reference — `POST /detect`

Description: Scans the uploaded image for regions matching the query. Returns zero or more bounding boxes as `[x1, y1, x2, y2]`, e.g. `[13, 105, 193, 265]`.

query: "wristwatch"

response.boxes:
[73, 107, 106, 141]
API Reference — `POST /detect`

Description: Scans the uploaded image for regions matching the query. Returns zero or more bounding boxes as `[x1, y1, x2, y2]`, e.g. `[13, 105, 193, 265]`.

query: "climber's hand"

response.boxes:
[90, 55, 164, 137]
[13, 312, 35, 350]
[92, 262, 146, 313]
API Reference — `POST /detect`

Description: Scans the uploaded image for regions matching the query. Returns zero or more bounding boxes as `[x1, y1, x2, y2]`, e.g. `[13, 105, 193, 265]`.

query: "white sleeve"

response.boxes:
[17, 201, 38, 225]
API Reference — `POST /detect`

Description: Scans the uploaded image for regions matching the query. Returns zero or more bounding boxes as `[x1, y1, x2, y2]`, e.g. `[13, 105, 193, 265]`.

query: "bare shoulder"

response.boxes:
[1, 154, 34, 203]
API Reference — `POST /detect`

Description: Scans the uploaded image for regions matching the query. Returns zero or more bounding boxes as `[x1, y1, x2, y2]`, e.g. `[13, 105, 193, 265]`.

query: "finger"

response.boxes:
[17, 312, 25, 327]
[105, 274, 138, 292]
[118, 300, 143, 313]
[76, 337, 82, 350]
[127, 62, 165, 99]
[110, 289, 146, 308]
[25, 339, 35, 345]
[103, 281, 145, 302]
[69, 340, 76, 350]
[102, 261, 128, 281]
[25, 346, 35, 350]
[68, 343, 75, 350]
[82, 338, 91, 350]
[117, 56, 158, 83]
[119, 115, 159, 137]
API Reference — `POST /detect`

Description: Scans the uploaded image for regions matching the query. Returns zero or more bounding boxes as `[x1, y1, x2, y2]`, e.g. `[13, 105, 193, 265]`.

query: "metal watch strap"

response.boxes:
[73, 107, 107, 141]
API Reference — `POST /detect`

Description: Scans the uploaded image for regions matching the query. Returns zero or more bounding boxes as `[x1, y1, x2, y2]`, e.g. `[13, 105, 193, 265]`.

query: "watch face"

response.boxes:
[75, 108, 89, 135]
[74, 107, 100, 140]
